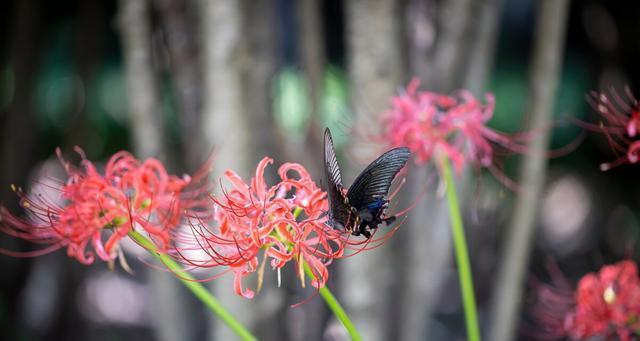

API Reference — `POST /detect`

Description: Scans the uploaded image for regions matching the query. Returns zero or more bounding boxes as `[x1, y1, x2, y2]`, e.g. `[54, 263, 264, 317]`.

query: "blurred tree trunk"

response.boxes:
[200, 1, 281, 340]
[397, 0, 501, 339]
[405, 0, 436, 81]
[240, 1, 278, 165]
[278, 2, 331, 340]
[117, 2, 192, 341]
[239, 2, 282, 339]
[0, 4, 42, 191]
[298, 0, 324, 121]
[396, 1, 440, 340]
[154, 0, 204, 170]
[118, 0, 165, 158]
[0, 1, 43, 339]
[428, 0, 473, 91]
[462, 0, 502, 95]
[200, 2, 250, 339]
[341, 1, 404, 340]
[68, 1, 107, 147]
[297, 0, 326, 174]
[274, 0, 325, 180]
[489, 1, 570, 341]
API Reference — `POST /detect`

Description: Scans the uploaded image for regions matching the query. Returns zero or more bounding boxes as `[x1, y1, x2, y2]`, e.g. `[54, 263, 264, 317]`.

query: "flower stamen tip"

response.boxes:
[603, 286, 616, 304]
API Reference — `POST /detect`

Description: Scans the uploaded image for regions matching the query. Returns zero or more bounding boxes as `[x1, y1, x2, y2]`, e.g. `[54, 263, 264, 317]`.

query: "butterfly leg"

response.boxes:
[355, 220, 373, 239]
[382, 215, 397, 225]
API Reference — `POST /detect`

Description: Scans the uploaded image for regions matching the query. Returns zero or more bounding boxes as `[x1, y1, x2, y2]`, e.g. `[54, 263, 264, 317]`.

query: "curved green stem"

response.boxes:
[128, 230, 257, 341]
[303, 262, 363, 341]
[441, 157, 481, 341]
[293, 206, 361, 340]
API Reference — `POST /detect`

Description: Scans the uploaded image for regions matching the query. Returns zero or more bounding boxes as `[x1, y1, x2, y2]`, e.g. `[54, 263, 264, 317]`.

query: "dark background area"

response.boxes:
[0, 0, 639, 340]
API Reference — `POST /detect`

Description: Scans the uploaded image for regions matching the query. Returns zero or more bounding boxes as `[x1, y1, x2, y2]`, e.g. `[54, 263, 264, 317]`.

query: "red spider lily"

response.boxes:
[584, 88, 640, 171]
[0, 148, 208, 265]
[379, 78, 524, 180]
[176, 157, 353, 298]
[530, 260, 640, 341]
[565, 260, 640, 340]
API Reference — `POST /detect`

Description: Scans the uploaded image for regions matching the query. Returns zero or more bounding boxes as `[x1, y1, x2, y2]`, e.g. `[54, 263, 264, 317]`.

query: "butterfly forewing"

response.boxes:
[324, 128, 343, 189]
[347, 147, 411, 210]
[324, 128, 354, 228]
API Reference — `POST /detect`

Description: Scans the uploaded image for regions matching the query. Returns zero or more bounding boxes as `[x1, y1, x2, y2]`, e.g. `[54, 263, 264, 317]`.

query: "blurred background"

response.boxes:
[1, 0, 639, 340]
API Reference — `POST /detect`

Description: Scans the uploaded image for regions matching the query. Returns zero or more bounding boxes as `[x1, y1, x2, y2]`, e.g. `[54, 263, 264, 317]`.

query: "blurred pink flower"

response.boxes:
[176, 157, 345, 298]
[585, 88, 640, 171]
[0, 148, 205, 265]
[531, 260, 640, 341]
[379, 78, 522, 178]
[564, 260, 640, 341]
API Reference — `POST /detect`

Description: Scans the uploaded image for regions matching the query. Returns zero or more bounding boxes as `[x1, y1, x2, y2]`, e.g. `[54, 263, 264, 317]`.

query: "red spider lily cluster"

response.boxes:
[0, 148, 208, 265]
[379, 78, 522, 177]
[585, 88, 640, 171]
[531, 260, 640, 341]
[0, 148, 396, 298]
[175, 157, 352, 298]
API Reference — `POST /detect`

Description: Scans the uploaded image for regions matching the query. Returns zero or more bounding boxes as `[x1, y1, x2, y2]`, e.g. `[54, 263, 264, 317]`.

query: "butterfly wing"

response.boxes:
[324, 128, 354, 229]
[347, 147, 411, 211]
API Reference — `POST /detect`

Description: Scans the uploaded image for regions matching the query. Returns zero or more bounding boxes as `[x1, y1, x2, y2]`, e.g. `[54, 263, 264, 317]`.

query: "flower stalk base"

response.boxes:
[128, 230, 257, 341]
[441, 157, 481, 341]
[303, 262, 363, 341]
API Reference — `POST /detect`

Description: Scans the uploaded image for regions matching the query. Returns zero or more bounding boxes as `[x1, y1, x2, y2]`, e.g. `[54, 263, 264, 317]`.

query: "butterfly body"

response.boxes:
[323, 128, 410, 238]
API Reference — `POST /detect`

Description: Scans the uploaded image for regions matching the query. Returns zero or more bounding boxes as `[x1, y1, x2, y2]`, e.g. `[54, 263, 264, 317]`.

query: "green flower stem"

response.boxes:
[441, 157, 481, 341]
[293, 207, 362, 341]
[291, 206, 361, 340]
[128, 230, 257, 341]
[303, 262, 363, 341]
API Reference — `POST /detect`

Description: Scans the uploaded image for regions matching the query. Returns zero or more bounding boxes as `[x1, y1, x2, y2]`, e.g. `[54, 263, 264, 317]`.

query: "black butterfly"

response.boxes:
[323, 128, 411, 238]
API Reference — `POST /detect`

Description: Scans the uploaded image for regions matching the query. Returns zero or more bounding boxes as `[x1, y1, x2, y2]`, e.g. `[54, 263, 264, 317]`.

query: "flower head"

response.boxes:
[0, 148, 205, 265]
[585, 88, 640, 171]
[176, 157, 346, 298]
[379, 78, 521, 177]
[531, 260, 640, 341]
[564, 260, 640, 340]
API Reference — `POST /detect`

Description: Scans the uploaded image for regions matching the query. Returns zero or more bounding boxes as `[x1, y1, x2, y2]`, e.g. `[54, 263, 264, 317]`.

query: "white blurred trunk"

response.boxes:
[341, 1, 404, 340]
[397, 167, 455, 341]
[117, 1, 190, 341]
[200, 2, 252, 340]
[200, 1, 281, 340]
[489, 1, 570, 340]
[398, 2, 443, 340]
[429, 0, 474, 91]
[118, 0, 165, 159]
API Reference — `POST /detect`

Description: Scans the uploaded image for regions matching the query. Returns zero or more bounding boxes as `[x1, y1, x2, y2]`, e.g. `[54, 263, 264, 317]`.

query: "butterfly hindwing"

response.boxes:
[347, 147, 411, 211]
